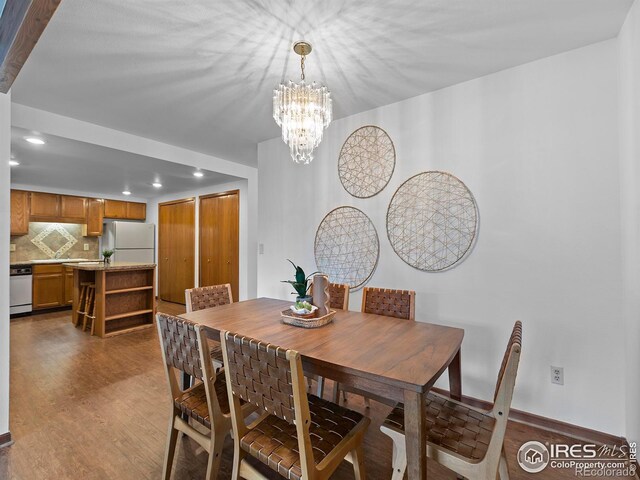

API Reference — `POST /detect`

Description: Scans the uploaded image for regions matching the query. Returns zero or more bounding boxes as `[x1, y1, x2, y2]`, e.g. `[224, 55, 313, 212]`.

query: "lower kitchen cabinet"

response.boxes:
[33, 264, 74, 310]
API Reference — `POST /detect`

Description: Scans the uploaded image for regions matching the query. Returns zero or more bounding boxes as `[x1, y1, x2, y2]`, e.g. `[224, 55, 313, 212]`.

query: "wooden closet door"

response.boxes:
[158, 198, 195, 303]
[199, 190, 239, 301]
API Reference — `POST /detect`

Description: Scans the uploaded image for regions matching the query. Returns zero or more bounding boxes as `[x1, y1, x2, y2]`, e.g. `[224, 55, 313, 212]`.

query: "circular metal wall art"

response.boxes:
[314, 206, 379, 290]
[387, 171, 478, 272]
[338, 125, 396, 198]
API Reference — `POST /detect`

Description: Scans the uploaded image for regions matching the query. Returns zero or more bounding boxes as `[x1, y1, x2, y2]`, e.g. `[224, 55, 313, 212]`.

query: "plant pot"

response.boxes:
[296, 295, 313, 304]
[104, 257, 111, 265]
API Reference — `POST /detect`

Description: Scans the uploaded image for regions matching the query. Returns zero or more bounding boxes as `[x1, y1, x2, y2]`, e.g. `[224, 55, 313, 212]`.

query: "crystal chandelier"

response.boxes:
[273, 42, 332, 164]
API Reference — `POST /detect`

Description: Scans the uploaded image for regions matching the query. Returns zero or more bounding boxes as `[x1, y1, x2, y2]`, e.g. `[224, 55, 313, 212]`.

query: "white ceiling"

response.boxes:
[11, 0, 633, 166]
[10, 127, 240, 199]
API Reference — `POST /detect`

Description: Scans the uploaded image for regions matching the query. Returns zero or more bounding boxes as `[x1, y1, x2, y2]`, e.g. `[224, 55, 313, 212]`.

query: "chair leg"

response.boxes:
[231, 447, 243, 480]
[206, 428, 227, 480]
[162, 414, 180, 480]
[316, 376, 325, 398]
[383, 427, 407, 480]
[351, 444, 367, 480]
[498, 446, 510, 480]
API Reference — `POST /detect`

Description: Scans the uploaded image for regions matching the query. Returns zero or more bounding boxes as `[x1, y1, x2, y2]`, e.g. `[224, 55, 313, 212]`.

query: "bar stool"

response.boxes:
[77, 283, 96, 335]
[74, 282, 91, 327]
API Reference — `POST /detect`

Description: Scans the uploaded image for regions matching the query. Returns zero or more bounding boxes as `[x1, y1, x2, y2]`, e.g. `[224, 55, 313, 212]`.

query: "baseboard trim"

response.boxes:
[431, 387, 626, 446]
[0, 431, 13, 449]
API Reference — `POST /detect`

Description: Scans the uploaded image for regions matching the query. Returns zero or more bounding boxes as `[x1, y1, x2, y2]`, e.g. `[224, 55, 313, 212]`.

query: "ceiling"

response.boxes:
[10, 127, 240, 199]
[11, 0, 633, 166]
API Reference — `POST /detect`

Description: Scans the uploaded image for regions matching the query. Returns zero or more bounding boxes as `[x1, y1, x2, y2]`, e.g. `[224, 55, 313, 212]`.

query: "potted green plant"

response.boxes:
[281, 259, 318, 303]
[102, 249, 114, 265]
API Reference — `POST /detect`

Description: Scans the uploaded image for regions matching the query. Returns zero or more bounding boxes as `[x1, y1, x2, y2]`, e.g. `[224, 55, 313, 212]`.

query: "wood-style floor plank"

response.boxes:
[0, 302, 634, 479]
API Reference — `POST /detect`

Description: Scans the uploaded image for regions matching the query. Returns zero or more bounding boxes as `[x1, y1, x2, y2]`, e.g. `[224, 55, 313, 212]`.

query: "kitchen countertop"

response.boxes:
[10, 258, 96, 267]
[63, 261, 156, 271]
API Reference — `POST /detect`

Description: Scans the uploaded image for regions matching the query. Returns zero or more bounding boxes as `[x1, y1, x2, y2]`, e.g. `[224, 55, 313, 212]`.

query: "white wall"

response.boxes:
[618, 0, 640, 446]
[258, 40, 625, 435]
[146, 179, 250, 300]
[0, 91, 11, 439]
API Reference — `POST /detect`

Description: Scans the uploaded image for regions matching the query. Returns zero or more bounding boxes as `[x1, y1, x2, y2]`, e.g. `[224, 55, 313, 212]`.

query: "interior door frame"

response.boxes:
[198, 189, 240, 298]
[158, 197, 196, 303]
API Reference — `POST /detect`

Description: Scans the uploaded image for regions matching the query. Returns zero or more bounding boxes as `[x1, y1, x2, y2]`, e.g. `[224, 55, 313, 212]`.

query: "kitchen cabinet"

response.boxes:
[33, 264, 65, 310]
[104, 199, 146, 220]
[84, 198, 104, 237]
[32, 263, 75, 310]
[10, 190, 30, 236]
[30, 192, 60, 219]
[64, 267, 74, 305]
[126, 202, 146, 220]
[60, 195, 86, 220]
[104, 199, 127, 218]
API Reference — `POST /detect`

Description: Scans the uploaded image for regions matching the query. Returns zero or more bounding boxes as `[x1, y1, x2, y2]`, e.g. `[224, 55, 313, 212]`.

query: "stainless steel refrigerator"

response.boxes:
[103, 221, 155, 263]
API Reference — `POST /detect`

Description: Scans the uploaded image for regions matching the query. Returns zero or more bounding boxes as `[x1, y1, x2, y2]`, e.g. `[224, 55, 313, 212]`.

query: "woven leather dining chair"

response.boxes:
[220, 330, 370, 480]
[380, 321, 522, 480]
[310, 280, 350, 310]
[156, 313, 254, 480]
[336, 287, 415, 407]
[185, 284, 233, 369]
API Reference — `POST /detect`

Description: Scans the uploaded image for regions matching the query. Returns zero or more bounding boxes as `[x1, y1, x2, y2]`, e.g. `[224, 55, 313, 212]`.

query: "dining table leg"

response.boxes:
[404, 389, 427, 479]
[448, 348, 462, 401]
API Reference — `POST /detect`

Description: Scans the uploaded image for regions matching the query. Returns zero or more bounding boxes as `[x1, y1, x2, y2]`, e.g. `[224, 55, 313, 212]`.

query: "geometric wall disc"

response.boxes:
[314, 206, 379, 291]
[387, 171, 478, 272]
[338, 125, 396, 198]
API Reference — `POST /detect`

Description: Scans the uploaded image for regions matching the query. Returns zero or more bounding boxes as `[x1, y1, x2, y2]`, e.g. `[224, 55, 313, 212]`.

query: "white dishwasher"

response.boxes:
[10, 264, 32, 315]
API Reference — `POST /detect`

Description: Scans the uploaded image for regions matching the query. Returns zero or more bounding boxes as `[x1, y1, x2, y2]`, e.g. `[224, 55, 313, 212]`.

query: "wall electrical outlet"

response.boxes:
[9, 244, 16, 252]
[84, 243, 90, 251]
[551, 366, 564, 385]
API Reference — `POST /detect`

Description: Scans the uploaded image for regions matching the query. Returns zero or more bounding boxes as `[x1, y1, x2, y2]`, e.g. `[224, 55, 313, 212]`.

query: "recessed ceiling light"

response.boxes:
[25, 137, 45, 145]
[193, 171, 204, 177]
[122, 190, 131, 195]
[152, 182, 163, 188]
[9, 160, 20, 166]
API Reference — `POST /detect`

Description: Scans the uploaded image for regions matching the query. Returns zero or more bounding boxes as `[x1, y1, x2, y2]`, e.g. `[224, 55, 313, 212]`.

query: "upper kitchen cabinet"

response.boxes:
[10, 190, 30, 236]
[30, 192, 86, 222]
[104, 199, 146, 220]
[84, 198, 104, 237]
[30, 191, 60, 219]
[60, 195, 87, 221]
[104, 199, 127, 218]
[126, 202, 146, 220]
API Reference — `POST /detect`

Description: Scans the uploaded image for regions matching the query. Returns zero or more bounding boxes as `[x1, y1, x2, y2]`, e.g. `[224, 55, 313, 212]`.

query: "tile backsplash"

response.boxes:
[10, 223, 99, 262]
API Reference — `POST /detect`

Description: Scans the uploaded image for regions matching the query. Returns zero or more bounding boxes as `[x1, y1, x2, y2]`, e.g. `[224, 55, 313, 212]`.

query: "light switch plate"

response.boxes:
[9, 244, 16, 252]
[259, 243, 264, 255]
[84, 243, 90, 251]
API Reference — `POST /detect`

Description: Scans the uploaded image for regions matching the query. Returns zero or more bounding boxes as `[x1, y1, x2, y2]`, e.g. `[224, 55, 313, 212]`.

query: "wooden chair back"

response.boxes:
[311, 281, 351, 310]
[221, 331, 315, 476]
[486, 321, 522, 474]
[185, 284, 233, 313]
[156, 313, 222, 425]
[361, 287, 415, 320]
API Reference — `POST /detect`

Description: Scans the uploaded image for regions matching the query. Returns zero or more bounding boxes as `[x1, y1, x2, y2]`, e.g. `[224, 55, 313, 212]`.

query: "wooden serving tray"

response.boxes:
[281, 309, 336, 329]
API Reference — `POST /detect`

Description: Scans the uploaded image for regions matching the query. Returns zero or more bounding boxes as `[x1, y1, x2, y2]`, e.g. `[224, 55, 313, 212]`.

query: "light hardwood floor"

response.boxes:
[0, 302, 635, 479]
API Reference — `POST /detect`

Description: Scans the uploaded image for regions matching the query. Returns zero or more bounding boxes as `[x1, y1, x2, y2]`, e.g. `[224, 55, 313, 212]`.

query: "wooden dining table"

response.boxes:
[179, 297, 464, 479]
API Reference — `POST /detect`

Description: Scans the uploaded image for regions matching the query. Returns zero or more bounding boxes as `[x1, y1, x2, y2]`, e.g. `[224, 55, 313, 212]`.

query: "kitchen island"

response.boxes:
[64, 262, 156, 337]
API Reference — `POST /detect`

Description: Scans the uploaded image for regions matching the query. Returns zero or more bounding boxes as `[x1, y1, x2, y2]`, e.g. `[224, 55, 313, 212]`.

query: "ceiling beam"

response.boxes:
[0, 0, 61, 93]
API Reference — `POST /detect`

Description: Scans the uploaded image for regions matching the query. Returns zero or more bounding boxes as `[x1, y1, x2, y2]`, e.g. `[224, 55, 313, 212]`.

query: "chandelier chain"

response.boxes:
[300, 54, 305, 81]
